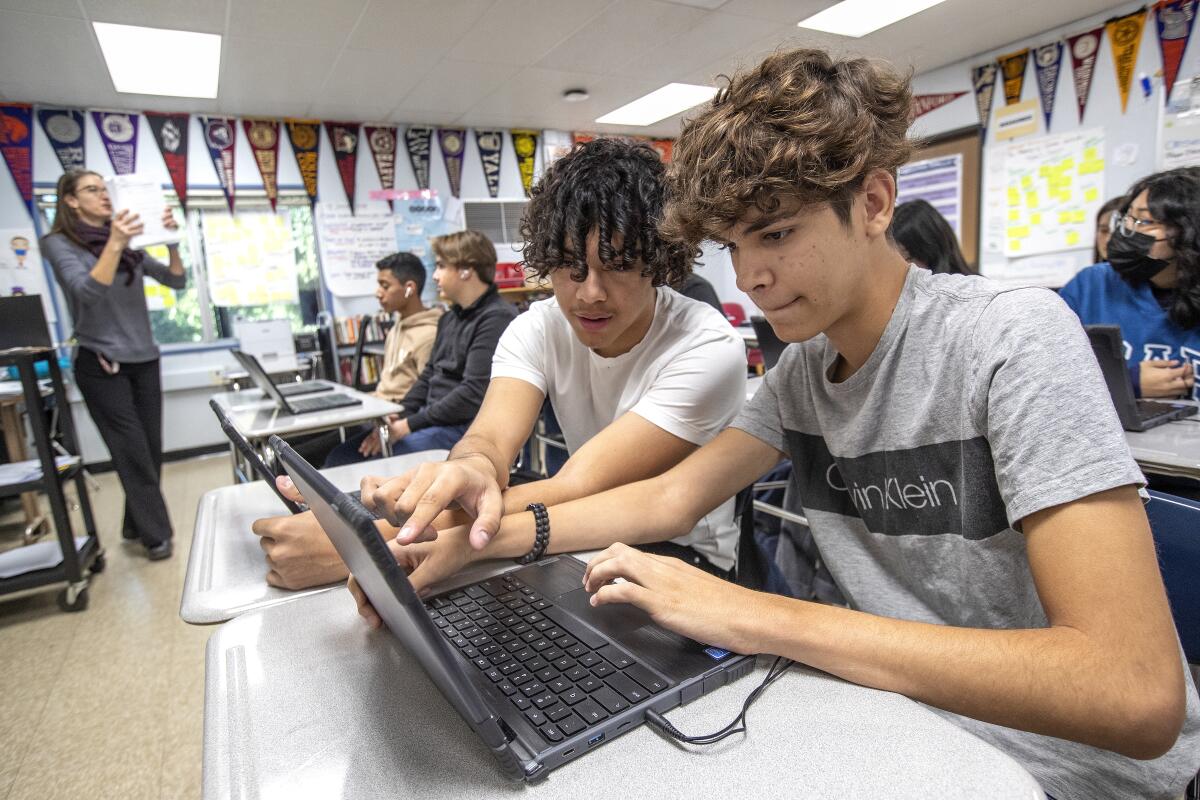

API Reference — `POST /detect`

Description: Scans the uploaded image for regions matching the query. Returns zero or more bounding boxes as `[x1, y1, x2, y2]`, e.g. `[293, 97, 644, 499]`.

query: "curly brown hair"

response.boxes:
[661, 48, 914, 248]
[519, 137, 692, 287]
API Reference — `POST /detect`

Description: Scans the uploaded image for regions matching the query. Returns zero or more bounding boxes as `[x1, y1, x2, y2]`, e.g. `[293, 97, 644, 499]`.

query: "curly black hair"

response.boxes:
[520, 138, 693, 286]
[1123, 168, 1200, 330]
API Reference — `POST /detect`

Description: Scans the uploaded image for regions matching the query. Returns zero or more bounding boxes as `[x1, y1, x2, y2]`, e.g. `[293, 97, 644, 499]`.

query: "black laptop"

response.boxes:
[274, 436, 754, 782]
[208, 399, 304, 513]
[230, 348, 336, 398]
[231, 349, 361, 415]
[1086, 325, 1197, 432]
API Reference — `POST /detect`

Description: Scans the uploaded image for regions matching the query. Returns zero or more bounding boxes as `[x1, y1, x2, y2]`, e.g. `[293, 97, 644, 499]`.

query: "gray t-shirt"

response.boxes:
[732, 266, 1200, 799]
[42, 232, 187, 363]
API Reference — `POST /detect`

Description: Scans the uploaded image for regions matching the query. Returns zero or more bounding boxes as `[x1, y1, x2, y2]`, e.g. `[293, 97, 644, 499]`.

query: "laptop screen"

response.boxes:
[230, 349, 291, 411]
[272, 436, 503, 742]
[0, 295, 53, 350]
[208, 399, 303, 514]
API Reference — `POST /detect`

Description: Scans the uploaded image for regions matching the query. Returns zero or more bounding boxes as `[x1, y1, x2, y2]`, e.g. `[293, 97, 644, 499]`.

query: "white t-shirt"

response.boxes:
[491, 286, 748, 570]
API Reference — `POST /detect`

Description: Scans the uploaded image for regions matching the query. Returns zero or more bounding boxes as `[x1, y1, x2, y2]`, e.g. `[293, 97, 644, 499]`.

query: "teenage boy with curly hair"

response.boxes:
[256, 137, 746, 589]
[364, 50, 1199, 798]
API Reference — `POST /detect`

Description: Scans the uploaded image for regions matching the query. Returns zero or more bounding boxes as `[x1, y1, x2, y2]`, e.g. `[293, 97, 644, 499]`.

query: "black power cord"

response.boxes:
[644, 657, 794, 745]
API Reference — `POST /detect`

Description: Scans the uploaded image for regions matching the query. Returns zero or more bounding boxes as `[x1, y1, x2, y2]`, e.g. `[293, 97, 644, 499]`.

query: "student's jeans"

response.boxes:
[323, 422, 470, 468]
[73, 347, 173, 547]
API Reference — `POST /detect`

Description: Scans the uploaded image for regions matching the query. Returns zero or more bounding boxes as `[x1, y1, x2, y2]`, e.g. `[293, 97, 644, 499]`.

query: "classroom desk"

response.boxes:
[180, 450, 448, 625]
[210, 383, 402, 441]
[1126, 417, 1200, 481]
[202, 581, 1044, 799]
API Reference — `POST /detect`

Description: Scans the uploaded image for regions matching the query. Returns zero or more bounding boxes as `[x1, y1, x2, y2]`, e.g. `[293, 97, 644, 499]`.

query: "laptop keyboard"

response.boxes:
[1137, 399, 1185, 421]
[426, 572, 670, 745]
[288, 393, 362, 414]
[276, 381, 334, 397]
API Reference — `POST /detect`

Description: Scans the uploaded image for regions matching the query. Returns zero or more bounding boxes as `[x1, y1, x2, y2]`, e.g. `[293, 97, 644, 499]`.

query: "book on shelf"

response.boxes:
[334, 314, 391, 346]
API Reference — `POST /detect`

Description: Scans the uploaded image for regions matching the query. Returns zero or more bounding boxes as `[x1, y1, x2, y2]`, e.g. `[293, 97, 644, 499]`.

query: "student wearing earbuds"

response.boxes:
[324, 230, 516, 466]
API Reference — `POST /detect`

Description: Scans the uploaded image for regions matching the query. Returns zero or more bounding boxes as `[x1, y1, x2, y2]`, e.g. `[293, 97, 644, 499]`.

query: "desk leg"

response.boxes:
[0, 403, 47, 541]
[379, 419, 392, 458]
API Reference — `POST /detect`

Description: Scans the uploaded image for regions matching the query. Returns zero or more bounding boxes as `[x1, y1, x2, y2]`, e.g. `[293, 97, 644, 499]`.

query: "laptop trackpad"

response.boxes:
[555, 587, 653, 637]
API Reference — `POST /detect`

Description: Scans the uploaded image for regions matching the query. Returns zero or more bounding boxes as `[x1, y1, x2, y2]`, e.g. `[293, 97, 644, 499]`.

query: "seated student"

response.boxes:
[672, 271, 723, 313]
[360, 49, 1199, 799]
[891, 199, 976, 274]
[292, 252, 442, 465]
[1059, 170, 1199, 400]
[251, 139, 745, 589]
[324, 230, 516, 466]
[1092, 195, 1126, 264]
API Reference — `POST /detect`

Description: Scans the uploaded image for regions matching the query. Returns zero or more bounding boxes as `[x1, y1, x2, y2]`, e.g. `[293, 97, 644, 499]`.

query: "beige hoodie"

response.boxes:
[374, 306, 443, 402]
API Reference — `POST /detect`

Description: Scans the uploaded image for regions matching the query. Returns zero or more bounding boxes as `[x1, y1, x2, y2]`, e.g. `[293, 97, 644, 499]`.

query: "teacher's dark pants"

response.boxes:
[73, 347, 173, 547]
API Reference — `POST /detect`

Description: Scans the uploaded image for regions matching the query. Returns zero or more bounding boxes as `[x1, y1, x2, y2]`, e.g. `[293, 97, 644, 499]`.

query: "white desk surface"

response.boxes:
[1126, 417, 1200, 481]
[210, 383, 403, 439]
[735, 325, 758, 346]
[203, 582, 1043, 800]
[181, 450, 449, 625]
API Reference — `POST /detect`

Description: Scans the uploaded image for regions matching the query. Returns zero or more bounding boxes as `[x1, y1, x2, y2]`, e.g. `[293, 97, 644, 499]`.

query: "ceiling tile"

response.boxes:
[305, 101, 392, 120]
[397, 59, 523, 116]
[227, 0, 369, 46]
[718, 0, 829, 23]
[0, 11, 115, 97]
[81, 0, 226, 33]
[218, 36, 340, 111]
[605, 11, 781, 79]
[384, 108, 469, 127]
[0, 0, 82, 17]
[448, 0, 609, 66]
[535, 0, 708, 75]
[348, 0, 491, 53]
[318, 48, 429, 117]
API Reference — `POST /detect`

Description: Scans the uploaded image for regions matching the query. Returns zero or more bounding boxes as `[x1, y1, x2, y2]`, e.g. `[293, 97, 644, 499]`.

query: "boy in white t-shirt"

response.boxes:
[256, 138, 746, 591]
[354, 138, 747, 587]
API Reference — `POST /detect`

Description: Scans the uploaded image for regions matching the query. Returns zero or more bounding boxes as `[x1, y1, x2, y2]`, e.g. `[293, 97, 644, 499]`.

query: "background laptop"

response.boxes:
[208, 399, 304, 513]
[274, 435, 754, 783]
[231, 349, 361, 415]
[1085, 325, 1197, 432]
[229, 348, 334, 398]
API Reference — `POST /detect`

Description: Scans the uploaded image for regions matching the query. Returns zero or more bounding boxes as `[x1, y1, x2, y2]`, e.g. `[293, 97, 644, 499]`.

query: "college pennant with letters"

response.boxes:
[0, 104, 34, 218]
[438, 128, 467, 198]
[404, 126, 433, 191]
[1155, 0, 1197, 102]
[1032, 42, 1063, 130]
[997, 49, 1030, 105]
[325, 121, 360, 214]
[145, 112, 190, 211]
[1107, 8, 1148, 112]
[970, 64, 999, 138]
[909, 92, 968, 121]
[1066, 26, 1105, 122]
[92, 110, 139, 174]
[37, 107, 85, 172]
[243, 119, 280, 212]
[200, 116, 237, 213]
[364, 125, 398, 210]
[475, 129, 504, 198]
[285, 119, 321, 207]
[510, 129, 539, 198]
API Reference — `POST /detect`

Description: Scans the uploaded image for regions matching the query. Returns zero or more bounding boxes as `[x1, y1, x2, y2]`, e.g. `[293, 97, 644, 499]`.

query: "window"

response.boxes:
[38, 190, 323, 348]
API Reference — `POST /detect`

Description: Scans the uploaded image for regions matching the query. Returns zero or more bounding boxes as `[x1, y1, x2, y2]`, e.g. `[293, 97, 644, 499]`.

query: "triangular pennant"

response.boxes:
[437, 128, 466, 198]
[997, 48, 1030, 105]
[404, 126, 433, 191]
[364, 125, 398, 210]
[1107, 8, 1148, 113]
[1032, 42, 1064, 130]
[510, 129, 538, 198]
[0, 104, 34, 219]
[475, 129, 505, 198]
[36, 107, 85, 172]
[200, 116, 237, 213]
[971, 63, 999, 139]
[91, 111, 139, 174]
[1156, 0, 1198, 102]
[650, 138, 674, 163]
[324, 122, 359, 214]
[910, 92, 968, 121]
[1067, 26, 1105, 122]
[243, 119, 280, 212]
[145, 112, 190, 211]
[285, 119, 320, 207]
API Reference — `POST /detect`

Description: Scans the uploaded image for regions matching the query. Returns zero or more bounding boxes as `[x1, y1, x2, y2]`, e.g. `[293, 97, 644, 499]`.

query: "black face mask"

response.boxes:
[1107, 230, 1171, 284]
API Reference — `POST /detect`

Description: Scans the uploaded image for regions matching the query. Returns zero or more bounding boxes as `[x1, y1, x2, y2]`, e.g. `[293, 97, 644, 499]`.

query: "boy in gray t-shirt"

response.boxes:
[386, 49, 1198, 798]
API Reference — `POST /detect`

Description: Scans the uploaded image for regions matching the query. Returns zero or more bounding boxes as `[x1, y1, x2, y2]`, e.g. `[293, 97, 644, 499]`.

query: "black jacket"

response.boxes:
[401, 284, 517, 431]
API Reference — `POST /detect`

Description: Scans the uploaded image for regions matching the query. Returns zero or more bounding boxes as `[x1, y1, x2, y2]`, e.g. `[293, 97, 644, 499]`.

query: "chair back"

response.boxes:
[1146, 490, 1200, 664]
[721, 302, 746, 326]
[749, 316, 787, 370]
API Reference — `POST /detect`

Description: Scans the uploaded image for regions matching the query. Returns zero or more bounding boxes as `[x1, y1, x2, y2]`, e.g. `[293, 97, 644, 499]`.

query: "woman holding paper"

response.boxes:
[41, 169, 187, 561]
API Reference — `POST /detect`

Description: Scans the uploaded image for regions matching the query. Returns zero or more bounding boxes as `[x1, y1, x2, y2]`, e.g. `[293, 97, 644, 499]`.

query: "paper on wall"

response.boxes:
[0, 228, 55, 322]
[316, 202, 400, 297]
[202, 212, 298, 307]
[104, 174, 183, 250]
[896, 155, 964, 239]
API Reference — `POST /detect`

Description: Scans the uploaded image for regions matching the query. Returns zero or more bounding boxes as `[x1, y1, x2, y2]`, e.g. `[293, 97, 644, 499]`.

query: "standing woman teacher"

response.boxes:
[41, 169, 187, 561]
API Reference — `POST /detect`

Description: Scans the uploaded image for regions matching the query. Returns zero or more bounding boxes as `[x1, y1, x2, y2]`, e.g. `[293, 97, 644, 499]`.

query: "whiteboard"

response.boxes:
[315, 202, 399, 297]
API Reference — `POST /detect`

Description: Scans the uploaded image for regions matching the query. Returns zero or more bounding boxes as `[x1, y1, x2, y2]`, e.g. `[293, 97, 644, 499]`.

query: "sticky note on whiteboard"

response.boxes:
[1008, 239, 1021, 251]
[1066, 231, 1081, 246]
[1085, 187, 1099, 202]
[1008, 209, 1020, 221]
[1025, 191, 1039, 208]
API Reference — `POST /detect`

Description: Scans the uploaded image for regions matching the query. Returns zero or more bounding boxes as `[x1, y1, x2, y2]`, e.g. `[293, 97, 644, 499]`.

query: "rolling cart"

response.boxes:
[0, 347, 101, 612]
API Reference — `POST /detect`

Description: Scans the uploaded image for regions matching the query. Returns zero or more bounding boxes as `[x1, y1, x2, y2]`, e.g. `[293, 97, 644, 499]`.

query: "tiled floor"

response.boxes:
[0, 454, 230, 800]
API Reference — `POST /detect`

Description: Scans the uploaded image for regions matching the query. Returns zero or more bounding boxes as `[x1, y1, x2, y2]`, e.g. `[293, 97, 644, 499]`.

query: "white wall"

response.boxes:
[911, 0, 1199, 283]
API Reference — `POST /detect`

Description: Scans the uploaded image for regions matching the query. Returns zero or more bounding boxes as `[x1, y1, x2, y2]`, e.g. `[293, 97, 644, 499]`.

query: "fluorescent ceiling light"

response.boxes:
[93, 22, 221, 98]
[797, 0, 950, 38]
[596, 83, 718, 126]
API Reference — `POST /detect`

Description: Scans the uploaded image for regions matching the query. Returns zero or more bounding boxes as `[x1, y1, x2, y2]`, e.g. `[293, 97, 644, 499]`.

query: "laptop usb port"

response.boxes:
[587, 732, 605, 747]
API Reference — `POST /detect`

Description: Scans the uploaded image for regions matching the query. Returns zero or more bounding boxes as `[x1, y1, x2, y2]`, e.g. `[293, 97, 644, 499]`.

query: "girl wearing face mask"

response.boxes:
[1060, 169, 1200, 400]
[41, 169, 187, 561]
